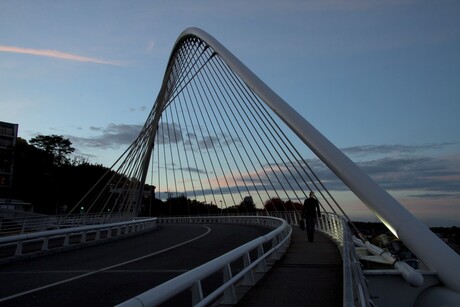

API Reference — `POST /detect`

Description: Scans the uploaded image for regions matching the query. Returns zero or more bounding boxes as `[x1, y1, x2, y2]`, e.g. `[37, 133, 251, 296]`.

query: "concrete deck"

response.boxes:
[236, 227, 343, 306]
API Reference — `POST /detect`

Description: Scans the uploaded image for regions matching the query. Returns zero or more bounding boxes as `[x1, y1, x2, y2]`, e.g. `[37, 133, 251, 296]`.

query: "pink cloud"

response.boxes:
[0, 45, 123, 66]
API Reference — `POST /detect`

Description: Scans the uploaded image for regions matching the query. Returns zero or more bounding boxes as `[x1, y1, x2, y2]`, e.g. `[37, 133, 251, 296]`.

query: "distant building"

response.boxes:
[0, 121, 18, 197]
[0, 199, 33, 212]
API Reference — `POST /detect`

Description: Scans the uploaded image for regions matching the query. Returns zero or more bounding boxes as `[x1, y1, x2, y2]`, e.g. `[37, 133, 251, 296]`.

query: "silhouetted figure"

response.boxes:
[302, 191, 320, 242]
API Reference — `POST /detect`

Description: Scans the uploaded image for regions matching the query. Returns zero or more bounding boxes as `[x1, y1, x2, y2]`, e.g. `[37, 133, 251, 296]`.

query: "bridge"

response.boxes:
[1, 27, 459, 306]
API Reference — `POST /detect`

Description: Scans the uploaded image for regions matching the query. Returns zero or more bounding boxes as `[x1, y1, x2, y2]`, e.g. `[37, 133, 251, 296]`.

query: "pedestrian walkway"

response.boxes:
[236, 226, 343, 306]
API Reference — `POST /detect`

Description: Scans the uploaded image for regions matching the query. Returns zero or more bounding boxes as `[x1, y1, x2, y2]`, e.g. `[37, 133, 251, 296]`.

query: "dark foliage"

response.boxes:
[29, 135, 75, 166]
[11, 137, 109, 214]
[140, 196, 221, 217]
[9, 136, 307, 218]
[264, 197, 302, 211]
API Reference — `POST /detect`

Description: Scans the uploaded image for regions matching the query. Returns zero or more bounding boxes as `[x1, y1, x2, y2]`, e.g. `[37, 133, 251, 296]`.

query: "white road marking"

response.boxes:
[0, 225, 211, 302]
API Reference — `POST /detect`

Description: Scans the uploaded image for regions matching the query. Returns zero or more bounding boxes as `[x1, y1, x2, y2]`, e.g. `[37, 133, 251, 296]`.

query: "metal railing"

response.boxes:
[0, 211, 136, 237]
[0, 217, 157, 260]
[1, 209, 370, 306]
[316, 213, 371, 307]
[153, 210, 302, 225]
[117, 216, 292, 307]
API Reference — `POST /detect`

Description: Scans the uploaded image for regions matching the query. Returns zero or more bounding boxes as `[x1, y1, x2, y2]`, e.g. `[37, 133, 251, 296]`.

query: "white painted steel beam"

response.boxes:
[176, 27, 460, 293]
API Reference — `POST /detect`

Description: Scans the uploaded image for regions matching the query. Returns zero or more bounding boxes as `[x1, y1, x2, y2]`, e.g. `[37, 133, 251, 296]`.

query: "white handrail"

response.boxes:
[0, 218, 157, 258]
[317, 213, 371, 307]
[117, 216, 291, 307]
[0, 218, 156, 244]
[0, 212, 136, 236]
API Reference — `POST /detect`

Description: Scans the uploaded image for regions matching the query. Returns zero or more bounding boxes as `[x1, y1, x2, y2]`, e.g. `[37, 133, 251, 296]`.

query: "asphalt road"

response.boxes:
[0, 223, 271, 306]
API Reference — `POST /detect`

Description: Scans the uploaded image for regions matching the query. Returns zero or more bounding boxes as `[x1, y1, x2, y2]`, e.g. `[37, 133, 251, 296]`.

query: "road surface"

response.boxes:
[0, 223, 271, 306]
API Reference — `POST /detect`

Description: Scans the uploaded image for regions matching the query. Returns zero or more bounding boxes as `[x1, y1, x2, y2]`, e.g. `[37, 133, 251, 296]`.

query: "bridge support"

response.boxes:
[176, 28, 460, 294]
[415, 286, 460, 306]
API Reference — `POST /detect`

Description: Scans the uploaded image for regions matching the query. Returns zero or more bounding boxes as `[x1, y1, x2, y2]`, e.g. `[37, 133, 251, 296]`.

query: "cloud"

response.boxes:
[357, 157, 454, 191]
[160, 125, 242, 151]
[341, 143, 458, 156]
[334, 155, 460, 193]
[68, 121, 242, 152]
[407, 193, 460, 199]
[147, 40, 155, 53]
[179, 167, 207, 174]
[156, 122, 183, 144]
[128, 106, 148, 112]
[200, 153, 460, 199]
[0, 45, 124, 66]
[67, 119, 459, 199]
[71, 123, 142, 149]
[207, 0, 416, 14]
[296, 0, 416, 11]
[198, 135, 219, 149]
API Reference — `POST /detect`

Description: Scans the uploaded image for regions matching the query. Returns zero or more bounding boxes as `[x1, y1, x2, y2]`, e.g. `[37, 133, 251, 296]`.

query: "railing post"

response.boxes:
[256, 244, 267, 273]
[221, 263, 237, 304]
[41, 217, 47, 232]
[63, 234, 70, 247]
[334, 216, 341, 242]
[342, 222, 354, 306]
[318, 214, 325, 232]
[294, 211, 299, 225]
[57, 215, 63, 229]
[328, 214, 334, 234]
[41, 237, 49, 251]
[81, 232, 87, 243]
[242, 252, 255, 286]
[191, 281, 204, 305]
[327, 214, 333, 235]
[15, 240, 24, 256]
[315, 215, 322, 232]
[271, 235, 283, 261]
[21, 219, 26, 234]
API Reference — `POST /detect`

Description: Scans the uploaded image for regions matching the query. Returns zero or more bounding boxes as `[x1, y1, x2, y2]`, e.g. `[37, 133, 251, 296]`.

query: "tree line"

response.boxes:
[7, 134, 303, 216]
[9, 135, 110, 214]
[144, 195, 303, 217]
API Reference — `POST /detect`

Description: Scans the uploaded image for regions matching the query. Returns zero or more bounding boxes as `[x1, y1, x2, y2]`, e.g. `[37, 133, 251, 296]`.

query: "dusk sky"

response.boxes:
[1, 0, 459, 226]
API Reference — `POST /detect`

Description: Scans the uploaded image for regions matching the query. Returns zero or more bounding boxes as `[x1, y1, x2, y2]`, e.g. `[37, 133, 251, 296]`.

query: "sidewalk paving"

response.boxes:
[236, 227, 343, 306]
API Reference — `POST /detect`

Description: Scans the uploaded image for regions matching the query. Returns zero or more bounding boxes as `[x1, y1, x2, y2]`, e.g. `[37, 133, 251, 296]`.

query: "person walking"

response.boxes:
[302, 191, 321, 242]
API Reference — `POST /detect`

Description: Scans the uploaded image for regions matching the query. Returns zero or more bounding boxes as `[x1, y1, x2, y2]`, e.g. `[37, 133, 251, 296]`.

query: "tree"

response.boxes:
[11, 137, 54, 211]
[12, 138, 111, 214]
[238, 196, 257, 212]
[284, 200, 303, 211]
[264, 197, 286, 211]
[29, 135, 75, 166]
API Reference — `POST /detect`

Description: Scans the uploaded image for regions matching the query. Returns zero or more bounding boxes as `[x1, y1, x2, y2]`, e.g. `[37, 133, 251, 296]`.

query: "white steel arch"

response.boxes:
[171, 28, 460, 298]
[156, 27, 460, 296]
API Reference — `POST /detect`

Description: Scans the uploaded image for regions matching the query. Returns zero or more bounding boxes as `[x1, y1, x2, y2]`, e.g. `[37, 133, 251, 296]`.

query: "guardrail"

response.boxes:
[1, 209, 370, 306]
[316, 213, 371, 307]
[0, 211, 136, 237]
[0, 217, 157, 260]
[117, 216, 292, 307]
[152, 211, 302, 225]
